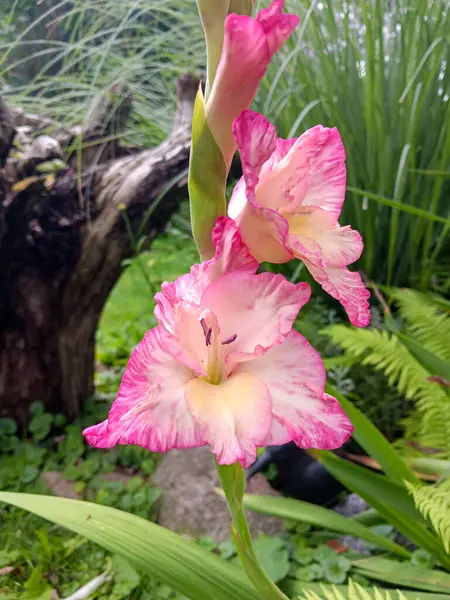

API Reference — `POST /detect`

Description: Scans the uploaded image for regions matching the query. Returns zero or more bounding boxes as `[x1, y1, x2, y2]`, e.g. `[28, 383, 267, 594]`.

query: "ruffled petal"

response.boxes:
[232, 201, 293, 263]
[287, 207, 363, 268]
[303, 259, 371, 327]
[256, 0, 299, 56]
[279, 126, 346, 219]
[186, 372, 271, 468]
[230, 111, 293, 262]
[83, 327, 204, 451]
[238, 330, 353, 448]
[200, 271, 310, 364]
[206, 4, 298, 167]
[155, 217, 258, 332]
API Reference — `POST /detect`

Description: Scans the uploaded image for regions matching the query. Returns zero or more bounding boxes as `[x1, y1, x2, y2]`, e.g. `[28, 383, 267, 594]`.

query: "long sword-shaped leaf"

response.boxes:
[311, 451, 450, 567]
[242, 494, 410, 557]
[285, 580, 450, 600]
[0, 493, 261, 600]
[325, 384, 419, 485]
[352, 557, 450, 593]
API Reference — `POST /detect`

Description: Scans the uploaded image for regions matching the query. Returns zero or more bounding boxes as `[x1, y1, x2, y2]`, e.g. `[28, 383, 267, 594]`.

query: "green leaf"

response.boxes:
[252, 536, 290, 583]
[407, 458, 450, 477]
[411, 549, 434, 570]
[0, 492, 261, 600]
[0, 417, 17, 435]
[29, 413, 53, 442]
[314, 545, 336, 564]
[288, 579, 450, 600]
[346, 186, 450, 226]
[352, 557, 450, 593]
[35, 159, 67, 173]
[295, 563, 324, 582]
[325, 384, 419, 485]
[242, 494, 410, 557]
[322, 555, 351, 585]
[188, 86, 226, 260]
[112, 555, 141, 596]
[294, 547, 314, 566]
[311, 450, 450, 567]
[395, 331, 450, 380]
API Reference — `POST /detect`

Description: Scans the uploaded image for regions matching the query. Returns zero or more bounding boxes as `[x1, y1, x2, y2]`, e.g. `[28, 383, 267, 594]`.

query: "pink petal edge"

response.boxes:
[83, 326, 204, 452]
[238, 330, 353, 449]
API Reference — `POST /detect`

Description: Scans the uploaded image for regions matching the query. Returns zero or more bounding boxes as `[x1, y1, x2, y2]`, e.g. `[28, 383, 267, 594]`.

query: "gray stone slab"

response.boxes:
[152, 447, 285, 542]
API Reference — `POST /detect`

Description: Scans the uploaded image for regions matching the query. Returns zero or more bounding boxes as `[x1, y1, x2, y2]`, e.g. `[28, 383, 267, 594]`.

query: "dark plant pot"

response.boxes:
[247, 442, 346, 507]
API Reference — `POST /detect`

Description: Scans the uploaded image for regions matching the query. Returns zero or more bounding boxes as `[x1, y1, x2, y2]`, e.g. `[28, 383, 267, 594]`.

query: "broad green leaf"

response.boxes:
[311, 451, 450, 567]
[252, 537, 290, 583]
[242, 494, 410, 557]
[285, 579, 450, 600]
[407, 458, 450, 477]
[395, 331, 450, 380]
[326, 384, 419, 485]
[353, 557, 450, 593]
[0, 493, 261, 600]
[322, 555, 351, 585]
[188, 86, 227, 260]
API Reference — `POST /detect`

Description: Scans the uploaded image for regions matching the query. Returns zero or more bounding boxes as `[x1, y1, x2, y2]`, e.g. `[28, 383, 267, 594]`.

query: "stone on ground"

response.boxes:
[152, 447, 285, 542]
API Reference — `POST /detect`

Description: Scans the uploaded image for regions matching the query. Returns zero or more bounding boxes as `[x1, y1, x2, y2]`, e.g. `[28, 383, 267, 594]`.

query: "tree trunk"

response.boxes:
[0, 76, 198, 423]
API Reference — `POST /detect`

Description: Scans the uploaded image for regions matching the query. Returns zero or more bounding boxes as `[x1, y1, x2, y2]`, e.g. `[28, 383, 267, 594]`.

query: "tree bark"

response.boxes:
[0, 75, 198, 423]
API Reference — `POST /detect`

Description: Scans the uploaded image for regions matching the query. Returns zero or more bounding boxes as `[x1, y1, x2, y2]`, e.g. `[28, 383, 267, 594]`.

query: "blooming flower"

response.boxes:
[228, 110, 371, 327]
[205, 0, 299, 168]
[84, 218, 352, 467]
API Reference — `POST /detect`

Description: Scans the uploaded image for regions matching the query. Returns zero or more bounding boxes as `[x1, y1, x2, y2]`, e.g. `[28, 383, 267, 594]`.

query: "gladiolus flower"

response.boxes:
[205, 0, 299, 168]
[84, 218, 353, 467]
[228, 110, 371, 327]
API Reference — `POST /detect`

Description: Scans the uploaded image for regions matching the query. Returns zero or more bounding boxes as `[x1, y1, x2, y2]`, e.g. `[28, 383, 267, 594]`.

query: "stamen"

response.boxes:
[200, 317, 213, 347]
[200, 318, 209, 338]
[222, 333, 237, 345]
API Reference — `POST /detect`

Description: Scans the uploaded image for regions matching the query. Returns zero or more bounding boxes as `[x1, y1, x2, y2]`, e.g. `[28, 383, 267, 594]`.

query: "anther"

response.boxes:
[222, 333, 237, 345]
[200, 318, 213, 346]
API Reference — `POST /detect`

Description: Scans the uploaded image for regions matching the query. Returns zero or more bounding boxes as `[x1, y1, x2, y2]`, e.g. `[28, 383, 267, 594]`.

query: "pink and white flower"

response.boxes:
[83, 218, 353, 467]
[206, 0, 299, 168]
[228, 110, 371, 327]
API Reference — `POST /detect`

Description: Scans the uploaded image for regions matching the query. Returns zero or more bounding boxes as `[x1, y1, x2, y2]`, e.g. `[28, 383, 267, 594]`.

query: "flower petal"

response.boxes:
[287, 207, 363, 267]
[303, 259, 371, 327]
[238, 330, 353, 448]
[155, 217, 258, 332]
[230, 111, 293, 262]
[186, 372, 271, 468]
[200, 271, 310, 364]
[256, 0, 300, 56]
[206, 4, 298, 167]
[231, 202, 293, 263]
[254, 125, 346, 221]
[83, 327, 204, 451]
[280, 126, 346, 219]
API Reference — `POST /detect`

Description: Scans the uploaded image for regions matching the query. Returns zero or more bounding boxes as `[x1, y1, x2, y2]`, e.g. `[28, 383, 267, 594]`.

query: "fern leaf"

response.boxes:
[325, 326, 430, 400]
[406, 480, 450, 553]
[299, 579, 413, 599]
[325, 322, 450, 458]
[390, 289, 450, 362]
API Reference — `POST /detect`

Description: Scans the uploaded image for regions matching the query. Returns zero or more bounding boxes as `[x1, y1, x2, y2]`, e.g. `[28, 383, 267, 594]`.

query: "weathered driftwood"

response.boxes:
[0, 75, 198, 422]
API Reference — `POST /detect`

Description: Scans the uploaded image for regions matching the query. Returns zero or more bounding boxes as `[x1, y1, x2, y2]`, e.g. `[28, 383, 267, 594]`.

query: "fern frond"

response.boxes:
[299, 579, 413, 599]
[406, 479, 450, 553]
[325, 326, 430, 400]
[325, 323, 450, 458]
[416, 395, 450, 458]
[390, 289, 450, 362]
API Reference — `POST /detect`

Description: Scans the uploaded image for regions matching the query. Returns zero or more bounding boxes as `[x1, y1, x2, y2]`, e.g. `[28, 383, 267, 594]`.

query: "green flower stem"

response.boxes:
[216, 461, 289, 600]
